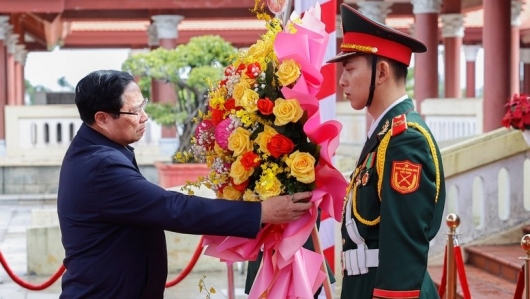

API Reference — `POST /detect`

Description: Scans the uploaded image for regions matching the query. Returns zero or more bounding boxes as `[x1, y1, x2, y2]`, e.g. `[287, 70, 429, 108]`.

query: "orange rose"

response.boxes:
[267, 134, 295, 158]
[257, 97, 275, 115]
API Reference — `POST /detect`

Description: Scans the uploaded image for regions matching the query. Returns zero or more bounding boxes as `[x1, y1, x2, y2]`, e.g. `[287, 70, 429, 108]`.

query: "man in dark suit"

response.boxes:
[326, 4, 446, 299]
[57, 70, 313, 299]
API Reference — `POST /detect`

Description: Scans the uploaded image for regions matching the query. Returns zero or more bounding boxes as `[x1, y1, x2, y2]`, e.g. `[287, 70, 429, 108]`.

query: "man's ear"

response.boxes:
[376, 60, 391, 84]
[94, 111, 108, 126]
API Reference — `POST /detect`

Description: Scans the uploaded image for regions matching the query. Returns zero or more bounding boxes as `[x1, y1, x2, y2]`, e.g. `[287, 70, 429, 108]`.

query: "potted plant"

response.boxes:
[122, 35, 238, 187]
[502, 93, 530, 145]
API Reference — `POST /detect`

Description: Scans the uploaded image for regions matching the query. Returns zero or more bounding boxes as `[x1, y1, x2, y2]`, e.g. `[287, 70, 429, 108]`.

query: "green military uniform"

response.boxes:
[326, 3, 446, 298]
[340, 99, 445, 298]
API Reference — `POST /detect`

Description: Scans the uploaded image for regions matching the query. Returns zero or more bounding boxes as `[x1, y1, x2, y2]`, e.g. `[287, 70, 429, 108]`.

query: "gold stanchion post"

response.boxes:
[446, 213, 460, 299]
[520, 234, 530, 299]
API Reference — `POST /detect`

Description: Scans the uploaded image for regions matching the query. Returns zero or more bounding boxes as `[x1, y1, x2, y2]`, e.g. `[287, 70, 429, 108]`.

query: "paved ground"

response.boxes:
[0, 199, 249, 299]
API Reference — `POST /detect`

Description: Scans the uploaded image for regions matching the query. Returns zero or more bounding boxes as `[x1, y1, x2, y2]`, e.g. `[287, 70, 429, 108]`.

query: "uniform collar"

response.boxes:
[367, 94, 408, 138]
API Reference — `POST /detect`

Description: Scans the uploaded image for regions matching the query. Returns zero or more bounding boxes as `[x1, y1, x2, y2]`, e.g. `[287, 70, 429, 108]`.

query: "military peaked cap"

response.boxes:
[328, 4, 427, 66]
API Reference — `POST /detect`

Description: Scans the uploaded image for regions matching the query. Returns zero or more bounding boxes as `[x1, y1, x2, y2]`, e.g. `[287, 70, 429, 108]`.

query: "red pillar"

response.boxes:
[14, 44, 25, 106]
[412, 0, 441, 115]
[463, 45, 480, 98]
[441, 14, 464, 98]
[510, 0, 524, 95]
[0, 16, 8, 140]
[151, 15, 183, 139]
[483, 0, 511, 132]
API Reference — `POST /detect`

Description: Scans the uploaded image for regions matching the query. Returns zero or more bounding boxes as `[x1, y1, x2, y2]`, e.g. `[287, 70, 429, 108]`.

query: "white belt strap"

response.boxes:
[343, 247, 379, 276]
[342, 194, 379, 276]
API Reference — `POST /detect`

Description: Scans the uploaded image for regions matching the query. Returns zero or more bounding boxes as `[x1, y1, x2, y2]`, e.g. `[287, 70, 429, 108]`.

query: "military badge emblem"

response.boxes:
[390, 160, 422, 194]
[377, 119, 390, 137]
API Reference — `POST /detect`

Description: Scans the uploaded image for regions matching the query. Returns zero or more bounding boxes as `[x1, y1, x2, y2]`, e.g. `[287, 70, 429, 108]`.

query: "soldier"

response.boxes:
[327, 4, 446, 299]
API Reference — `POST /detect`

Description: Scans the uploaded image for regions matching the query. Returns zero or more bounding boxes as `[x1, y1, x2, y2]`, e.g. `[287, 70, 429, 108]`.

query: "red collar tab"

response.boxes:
[391, 114, 408, 136]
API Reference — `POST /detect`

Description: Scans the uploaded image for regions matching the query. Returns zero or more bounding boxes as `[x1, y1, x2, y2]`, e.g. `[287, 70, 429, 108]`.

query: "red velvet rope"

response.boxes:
[0, 250, 65, 290]
[1, 236, 205, 290]
[165, 236, 204, 287]
[437, 245, 472, 299]
[513, 264, 525, 299]
[454, 245, 471, 299]
[438, 246, 447, 298]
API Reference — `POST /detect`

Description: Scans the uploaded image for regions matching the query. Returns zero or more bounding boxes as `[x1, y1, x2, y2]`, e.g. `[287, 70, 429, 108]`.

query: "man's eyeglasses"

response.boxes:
[114, 98, 148, 118]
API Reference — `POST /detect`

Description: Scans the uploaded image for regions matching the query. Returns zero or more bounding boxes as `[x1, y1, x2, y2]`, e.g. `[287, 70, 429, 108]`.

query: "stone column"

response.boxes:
[357, 1, 392, 132]
[5, 33, 17, 106]
[151, 15, 183, 151]
[483, 0, 511, 132]
[357, 1, 392, 24]
[0, 16, 9, 146]
[412, 0, 441, 114]
[14, 44, 26, 105]
[441, 14, 464, 98]
[463, 45, 480, 98]
[511, 0, 524, 95]
[520, 48, 530, 94]
[146, 23, 160, 104]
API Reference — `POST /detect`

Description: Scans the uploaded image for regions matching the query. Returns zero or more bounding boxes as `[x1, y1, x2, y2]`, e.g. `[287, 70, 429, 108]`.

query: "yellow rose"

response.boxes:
[243, 189, 261, 202]
[285, 151, 316, 184]
[222, 185, 243, 200]
[233, 81, 250, 103]
[255, 125, 278, 155]
[240, 89, 259, 113]
[255, 174, 282, 199]
[228, 127, 253, 157]
[276, 59, 301, 86]
[247, 40, 271, 60]
[229, 157, 254, 184]
[273, 98, 304, 126]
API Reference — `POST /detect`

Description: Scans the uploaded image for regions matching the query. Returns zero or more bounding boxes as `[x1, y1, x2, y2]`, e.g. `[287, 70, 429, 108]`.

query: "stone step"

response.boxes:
[466, 244, 524, 284]
[429, 264, 517, 299]
[429, 244, 526, 299]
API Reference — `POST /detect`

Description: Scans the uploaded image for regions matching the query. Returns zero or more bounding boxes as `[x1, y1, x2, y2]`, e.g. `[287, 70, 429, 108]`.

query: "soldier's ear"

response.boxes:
[376, 60, 391, 84]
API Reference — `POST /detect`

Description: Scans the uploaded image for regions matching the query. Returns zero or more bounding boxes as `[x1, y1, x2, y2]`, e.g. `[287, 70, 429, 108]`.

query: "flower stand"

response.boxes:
[154, 162, 210, 189]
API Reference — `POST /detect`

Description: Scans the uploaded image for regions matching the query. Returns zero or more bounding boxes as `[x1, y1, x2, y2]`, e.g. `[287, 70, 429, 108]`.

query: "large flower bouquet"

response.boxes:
[178, 2, 348, 298]
[502, 93, 530, 131]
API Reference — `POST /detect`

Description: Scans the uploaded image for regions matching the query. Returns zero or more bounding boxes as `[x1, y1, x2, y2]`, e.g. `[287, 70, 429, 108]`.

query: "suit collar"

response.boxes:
[77, 123, 136, 162]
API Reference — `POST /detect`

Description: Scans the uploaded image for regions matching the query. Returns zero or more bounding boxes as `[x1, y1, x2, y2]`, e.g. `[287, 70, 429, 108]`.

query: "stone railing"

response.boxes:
[428, 128, 530, 258]
[1, 105, 166, 166]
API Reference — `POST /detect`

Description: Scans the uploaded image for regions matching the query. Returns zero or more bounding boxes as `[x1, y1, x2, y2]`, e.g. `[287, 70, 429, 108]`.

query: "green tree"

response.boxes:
[122, 35, 237, 156]
[57, 76, 74, 91]
[25, 79, 49, 105]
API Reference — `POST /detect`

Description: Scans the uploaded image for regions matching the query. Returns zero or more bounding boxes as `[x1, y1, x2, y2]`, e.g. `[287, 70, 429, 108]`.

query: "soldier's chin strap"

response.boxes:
[365, 54, 378, 107]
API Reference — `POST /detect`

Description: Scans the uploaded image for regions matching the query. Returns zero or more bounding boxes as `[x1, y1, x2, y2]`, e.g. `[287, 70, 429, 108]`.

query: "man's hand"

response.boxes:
[260, 192, 313, 224]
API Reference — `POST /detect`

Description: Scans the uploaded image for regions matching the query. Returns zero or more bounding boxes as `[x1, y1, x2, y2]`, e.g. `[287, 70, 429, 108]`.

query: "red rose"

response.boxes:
[236, 63, 246, 74]
[211, 109, 224, 125]
[257, 97, 275, 115]
[225, 98, 236, 110]
[240, 151, 261, 169]
[230, 178, 249, 192]
[245, 62, 261, 79]
[267, 134, 295, 158]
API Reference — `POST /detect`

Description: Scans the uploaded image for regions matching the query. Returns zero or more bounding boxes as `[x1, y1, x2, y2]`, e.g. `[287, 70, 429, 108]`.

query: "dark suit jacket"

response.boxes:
[58, 123, 262, 299]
